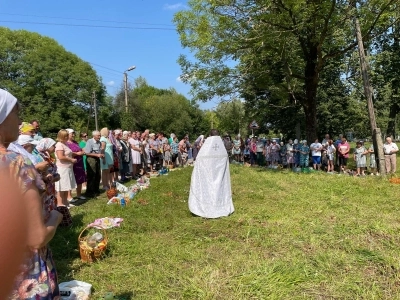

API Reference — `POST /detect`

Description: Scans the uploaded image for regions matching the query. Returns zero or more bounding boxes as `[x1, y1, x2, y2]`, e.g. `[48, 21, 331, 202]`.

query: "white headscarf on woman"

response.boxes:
[0, 89, 17, 125]
[195, 135, 205, 147]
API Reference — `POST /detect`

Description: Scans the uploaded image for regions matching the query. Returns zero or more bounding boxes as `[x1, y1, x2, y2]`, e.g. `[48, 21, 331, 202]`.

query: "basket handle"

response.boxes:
[78, 224, 108, 242]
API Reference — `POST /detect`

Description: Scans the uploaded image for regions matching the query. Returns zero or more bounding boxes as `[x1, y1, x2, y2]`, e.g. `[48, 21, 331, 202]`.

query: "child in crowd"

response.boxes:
[353, 141, 368, 176]
[326, 140, 336, 173]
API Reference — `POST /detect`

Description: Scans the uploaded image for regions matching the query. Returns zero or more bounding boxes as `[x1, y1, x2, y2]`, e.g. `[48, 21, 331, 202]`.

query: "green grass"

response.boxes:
[51, 165, 400, 299]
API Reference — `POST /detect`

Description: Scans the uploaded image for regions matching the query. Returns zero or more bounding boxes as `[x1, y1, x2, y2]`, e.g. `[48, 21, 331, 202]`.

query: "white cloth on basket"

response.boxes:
[188, 136, 234, 218]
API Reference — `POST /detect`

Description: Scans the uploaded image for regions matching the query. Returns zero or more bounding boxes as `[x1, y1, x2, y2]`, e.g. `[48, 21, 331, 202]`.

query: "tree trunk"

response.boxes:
[386, 102, 399, 138]
[303, 56, 319, 143]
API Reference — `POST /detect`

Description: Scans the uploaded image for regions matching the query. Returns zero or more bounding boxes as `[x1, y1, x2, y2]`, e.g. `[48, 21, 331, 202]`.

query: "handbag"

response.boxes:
[57, 206, 73, 227]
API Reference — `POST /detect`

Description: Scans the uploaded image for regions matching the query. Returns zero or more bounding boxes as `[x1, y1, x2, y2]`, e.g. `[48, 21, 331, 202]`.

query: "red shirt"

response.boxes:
[338, 142, 350, 158]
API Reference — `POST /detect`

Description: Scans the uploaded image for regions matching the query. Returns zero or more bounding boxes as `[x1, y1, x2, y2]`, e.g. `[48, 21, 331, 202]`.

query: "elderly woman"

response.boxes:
[66, 129, 86, 201]
[129, 131, 142, 178]
[0, 89, 62, 299]
[119, 131, 131, 181]
[100, 127, 114, 190]
[55, 129, 77, 207]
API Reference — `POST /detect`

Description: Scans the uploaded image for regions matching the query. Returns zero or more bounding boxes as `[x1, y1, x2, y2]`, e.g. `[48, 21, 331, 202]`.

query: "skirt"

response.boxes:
[131, 149, 141, 164]
[55, 166, 77, 192]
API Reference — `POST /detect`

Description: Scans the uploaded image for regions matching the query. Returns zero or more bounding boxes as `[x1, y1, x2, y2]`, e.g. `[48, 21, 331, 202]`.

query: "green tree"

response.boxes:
[112, 77, 207, 138]
[0, 27, 106, 136]
[174, 0, 397, 142]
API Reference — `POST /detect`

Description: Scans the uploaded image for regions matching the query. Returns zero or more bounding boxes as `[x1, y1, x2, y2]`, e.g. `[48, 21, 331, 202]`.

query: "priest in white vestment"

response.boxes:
[188, 130, 234, 218]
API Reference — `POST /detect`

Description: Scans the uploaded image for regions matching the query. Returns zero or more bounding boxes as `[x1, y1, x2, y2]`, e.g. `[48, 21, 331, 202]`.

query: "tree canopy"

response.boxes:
[0, 27, 106, 136]
[174, 0, 398, 141]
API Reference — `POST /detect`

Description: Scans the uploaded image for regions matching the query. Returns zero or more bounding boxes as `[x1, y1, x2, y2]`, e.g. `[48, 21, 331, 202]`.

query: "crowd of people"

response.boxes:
[220, 133, 398, 176]
[0, 88, 210, 299]
[1, 86, 399, 299]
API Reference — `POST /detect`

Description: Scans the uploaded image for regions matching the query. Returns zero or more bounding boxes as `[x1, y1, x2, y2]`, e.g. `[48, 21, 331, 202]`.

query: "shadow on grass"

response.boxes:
[115, 291, 134, 300]
[50, 212, 86, 281]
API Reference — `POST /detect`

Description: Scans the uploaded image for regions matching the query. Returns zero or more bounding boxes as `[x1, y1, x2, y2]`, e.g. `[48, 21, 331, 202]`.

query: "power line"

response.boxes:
[0, 12, 176, 27]
[89, 62, 123, 74]
[0, 20, 176, 30]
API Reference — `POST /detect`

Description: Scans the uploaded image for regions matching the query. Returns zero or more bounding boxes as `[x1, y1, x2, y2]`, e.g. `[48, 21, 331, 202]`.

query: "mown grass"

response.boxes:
[51, 164, 400, 299]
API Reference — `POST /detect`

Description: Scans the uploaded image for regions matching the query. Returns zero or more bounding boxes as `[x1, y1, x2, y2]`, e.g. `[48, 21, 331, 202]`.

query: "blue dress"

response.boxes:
[100, 136, 114, 170]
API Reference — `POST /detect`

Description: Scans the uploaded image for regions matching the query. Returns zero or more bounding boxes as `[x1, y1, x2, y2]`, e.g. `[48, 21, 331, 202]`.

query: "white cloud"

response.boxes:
[164, 3, 186, 10]
[106, 80, 115, 86]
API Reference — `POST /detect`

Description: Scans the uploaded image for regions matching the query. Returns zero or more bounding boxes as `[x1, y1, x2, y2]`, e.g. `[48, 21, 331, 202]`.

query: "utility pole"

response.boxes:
[124, 72, 128, 113]
[93, 91, 98, 131]
[353, 4, 386, 175]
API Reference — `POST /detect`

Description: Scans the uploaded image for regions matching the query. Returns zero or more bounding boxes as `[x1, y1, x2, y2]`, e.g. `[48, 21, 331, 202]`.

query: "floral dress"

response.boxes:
[354, 146, 367, 168]
[279, 144, 287, 165]
[369, 145, 376, 168]
[1, 150, 60, 299]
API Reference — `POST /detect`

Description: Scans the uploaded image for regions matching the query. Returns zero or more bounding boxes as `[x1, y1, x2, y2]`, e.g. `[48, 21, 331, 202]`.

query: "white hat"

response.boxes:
[0, 89, 17, 125]
[66, 128, 75, 134]
[17, 135, 39, 146]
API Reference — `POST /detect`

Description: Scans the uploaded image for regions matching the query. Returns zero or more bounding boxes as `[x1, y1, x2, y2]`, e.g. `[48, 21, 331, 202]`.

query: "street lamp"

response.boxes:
[124, 65, 136, 113]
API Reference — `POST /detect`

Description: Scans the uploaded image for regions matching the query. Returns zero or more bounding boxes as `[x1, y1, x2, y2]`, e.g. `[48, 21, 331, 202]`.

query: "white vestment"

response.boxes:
[188, 136, 234, 218]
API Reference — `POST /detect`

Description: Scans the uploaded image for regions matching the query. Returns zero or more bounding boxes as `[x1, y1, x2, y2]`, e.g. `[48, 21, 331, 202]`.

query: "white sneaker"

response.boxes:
[68, 198, 78, 203]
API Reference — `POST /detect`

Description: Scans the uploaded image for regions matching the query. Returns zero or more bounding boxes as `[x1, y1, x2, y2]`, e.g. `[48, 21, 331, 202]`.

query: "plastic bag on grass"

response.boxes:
[59, 280, 92, 300]
[116, 181, 128, 193]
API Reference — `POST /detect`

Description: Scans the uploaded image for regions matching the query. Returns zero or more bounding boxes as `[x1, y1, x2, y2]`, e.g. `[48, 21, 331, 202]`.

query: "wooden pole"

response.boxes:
[93, 91, 98, 131]
[124, 72, 128, 113]
[353, 6, 386, 175]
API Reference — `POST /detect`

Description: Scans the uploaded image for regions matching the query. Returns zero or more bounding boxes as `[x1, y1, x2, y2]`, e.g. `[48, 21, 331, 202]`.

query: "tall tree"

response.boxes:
[0, 27, 106, 135]
[174, 0, 398, 142]
[113, 77, 208, 138]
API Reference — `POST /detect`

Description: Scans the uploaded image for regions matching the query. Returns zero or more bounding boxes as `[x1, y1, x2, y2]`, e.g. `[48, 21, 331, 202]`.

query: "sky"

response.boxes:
[0, 0, 216, 110]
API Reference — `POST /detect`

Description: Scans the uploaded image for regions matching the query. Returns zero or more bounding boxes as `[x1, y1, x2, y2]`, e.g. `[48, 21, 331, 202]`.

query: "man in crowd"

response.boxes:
[84, 130, 103, 197]
[31, 119, 43, 141]
[383, 136, 398, 175]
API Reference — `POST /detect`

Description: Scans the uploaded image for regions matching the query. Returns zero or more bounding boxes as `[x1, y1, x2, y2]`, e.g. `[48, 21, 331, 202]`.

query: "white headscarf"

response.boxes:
[0, 89, 17, 124]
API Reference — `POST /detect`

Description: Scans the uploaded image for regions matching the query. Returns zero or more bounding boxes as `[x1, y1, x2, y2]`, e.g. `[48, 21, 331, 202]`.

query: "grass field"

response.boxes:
[51, 164, 400, 299]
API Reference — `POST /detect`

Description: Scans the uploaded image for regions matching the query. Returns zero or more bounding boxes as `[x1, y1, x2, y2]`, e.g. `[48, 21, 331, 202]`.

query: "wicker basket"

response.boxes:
[78, 225, 108, 263]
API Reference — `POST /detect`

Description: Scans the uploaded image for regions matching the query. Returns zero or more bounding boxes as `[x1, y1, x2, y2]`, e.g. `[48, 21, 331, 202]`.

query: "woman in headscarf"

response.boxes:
[35, 138, 60, 224]
[231, 134, 241, 163]
[192, 135, 204, 161]
[0, 89, 62, 299]
[109, 129, 121, 183]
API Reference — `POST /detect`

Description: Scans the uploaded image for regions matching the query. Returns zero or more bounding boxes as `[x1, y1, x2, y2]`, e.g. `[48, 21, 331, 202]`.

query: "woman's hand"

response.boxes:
[71, 158, 77, 164]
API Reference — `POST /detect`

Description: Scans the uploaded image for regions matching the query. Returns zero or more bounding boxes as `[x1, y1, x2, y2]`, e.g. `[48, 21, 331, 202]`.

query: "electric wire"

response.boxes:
[0, 20, 176, 30]
[0, 12, 176, 27]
